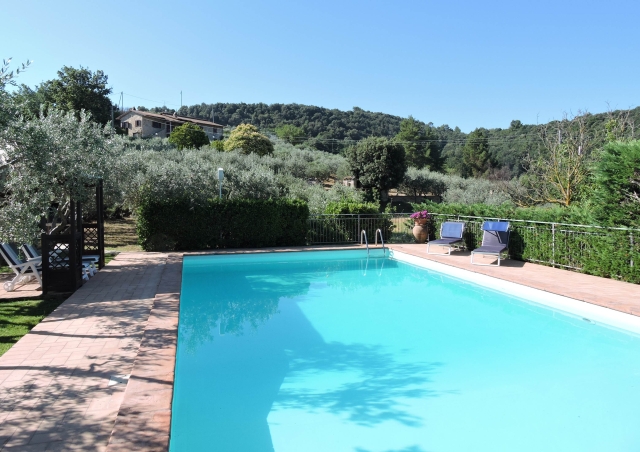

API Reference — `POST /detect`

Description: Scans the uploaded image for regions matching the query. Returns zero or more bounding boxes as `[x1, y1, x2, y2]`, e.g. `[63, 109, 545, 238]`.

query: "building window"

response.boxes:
[152, 121, 162, 129]
[135, 120, 142, 127]
[121, 122, 129, 129]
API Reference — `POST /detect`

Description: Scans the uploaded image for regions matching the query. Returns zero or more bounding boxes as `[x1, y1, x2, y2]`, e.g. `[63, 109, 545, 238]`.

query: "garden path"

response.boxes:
[0, 252, 179, 451]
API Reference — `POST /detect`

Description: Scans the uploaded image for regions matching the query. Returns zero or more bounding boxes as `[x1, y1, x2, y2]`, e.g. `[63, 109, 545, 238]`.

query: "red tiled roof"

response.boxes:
[116, 110, 223, 128]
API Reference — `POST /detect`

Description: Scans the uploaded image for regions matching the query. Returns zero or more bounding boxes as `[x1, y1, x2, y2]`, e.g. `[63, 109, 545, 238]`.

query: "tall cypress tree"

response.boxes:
[462, 128, 490, 177]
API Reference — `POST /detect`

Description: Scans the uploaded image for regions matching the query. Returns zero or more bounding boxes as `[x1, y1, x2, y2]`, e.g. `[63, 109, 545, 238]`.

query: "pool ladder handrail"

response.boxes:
[374, 228, 386, 255]
[360, 229, 369, 255]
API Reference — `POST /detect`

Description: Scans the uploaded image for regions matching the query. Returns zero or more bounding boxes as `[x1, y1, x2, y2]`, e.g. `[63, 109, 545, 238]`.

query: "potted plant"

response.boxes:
[410, 210, 431, 243]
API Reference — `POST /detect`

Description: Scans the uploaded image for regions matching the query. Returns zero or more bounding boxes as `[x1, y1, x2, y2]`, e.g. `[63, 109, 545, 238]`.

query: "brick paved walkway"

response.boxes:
[0, 252, 173, 451]
[0, 274, 42, 300]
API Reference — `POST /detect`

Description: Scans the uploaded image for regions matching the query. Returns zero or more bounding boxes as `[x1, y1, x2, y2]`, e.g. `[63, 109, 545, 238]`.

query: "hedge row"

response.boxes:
[137, 197, 309, 251]
[413, 200, 597, 224]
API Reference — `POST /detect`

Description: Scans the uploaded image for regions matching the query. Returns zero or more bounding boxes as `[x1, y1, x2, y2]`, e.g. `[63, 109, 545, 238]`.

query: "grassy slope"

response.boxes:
[105, 217, 141, 252]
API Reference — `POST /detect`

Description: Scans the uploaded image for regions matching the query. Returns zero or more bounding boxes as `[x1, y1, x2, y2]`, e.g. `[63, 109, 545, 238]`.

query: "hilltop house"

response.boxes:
[117, 109, 224, 140]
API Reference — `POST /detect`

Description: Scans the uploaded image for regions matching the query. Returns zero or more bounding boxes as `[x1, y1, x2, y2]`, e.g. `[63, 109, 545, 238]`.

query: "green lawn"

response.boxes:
[105, 217, 141, 252]
[0, 297, 67, 357]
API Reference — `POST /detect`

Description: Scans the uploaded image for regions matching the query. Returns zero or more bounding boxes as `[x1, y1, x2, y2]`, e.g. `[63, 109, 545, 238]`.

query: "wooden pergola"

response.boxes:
[41, 180, 105, 294]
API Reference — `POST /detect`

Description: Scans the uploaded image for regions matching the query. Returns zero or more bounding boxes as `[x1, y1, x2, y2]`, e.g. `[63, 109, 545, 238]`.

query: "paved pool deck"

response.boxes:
[0, 245, 638, 451]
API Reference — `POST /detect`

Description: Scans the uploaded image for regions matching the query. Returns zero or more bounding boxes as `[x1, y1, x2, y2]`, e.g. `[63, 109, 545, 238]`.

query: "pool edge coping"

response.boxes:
[107, 253, 183, 451]
[390, 249, 640, 335]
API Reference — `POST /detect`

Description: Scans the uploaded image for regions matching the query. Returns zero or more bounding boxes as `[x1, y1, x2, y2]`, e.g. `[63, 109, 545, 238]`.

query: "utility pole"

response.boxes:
[111, 103, 114, 128]
[180, 91, 182, 108]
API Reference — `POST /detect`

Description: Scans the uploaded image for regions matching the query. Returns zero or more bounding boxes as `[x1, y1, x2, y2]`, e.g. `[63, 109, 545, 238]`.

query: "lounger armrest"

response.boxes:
[13, 261, 35, 271]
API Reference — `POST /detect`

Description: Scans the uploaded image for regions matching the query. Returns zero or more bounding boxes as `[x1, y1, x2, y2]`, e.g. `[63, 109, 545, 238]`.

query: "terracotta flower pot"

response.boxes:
[412, 220, 429, 243]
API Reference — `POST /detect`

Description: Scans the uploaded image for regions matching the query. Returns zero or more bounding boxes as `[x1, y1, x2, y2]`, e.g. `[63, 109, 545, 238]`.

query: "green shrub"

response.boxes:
[593, 140, 640, 227]
[324, 201, 379, 215]
[168, 122, 210, 150]
[413, 200, 595, 224]
[210, 140, 225, 152]
[137, 197, 309, 251]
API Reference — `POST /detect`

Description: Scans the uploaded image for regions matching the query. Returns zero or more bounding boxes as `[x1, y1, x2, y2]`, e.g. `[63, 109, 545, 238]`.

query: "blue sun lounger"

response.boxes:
[471, 221, 510, 266]
[427, 221, 466, 255]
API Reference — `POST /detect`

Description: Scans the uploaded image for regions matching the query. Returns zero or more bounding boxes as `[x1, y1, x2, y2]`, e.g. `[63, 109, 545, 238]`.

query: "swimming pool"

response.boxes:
[170, 250, 640, 452]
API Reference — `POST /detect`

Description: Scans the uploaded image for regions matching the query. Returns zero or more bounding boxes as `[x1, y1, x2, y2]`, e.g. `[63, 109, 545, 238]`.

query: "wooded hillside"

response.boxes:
[145, 102, 640, 176]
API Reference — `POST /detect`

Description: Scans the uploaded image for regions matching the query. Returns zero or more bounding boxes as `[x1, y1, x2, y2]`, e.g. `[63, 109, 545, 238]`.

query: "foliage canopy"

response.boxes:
[14, 66, 113, 124]
[462, 128, 490, 177]
[394, 116, 442, 170]
[168, 122, 210, 150]
[275, 124, 306, 144]
[224, 124, 274, 156]
[345, 137, 407, 202]
[0, 109, 119, 243]
[593, 140, 640, 226]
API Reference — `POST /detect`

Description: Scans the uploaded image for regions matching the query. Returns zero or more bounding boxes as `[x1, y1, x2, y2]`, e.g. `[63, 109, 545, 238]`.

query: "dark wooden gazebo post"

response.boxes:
[42, 199, 85, 294]
[97, 179, 105, 268]
[81, 179, 105, 269]
[42, 179, 105, 294]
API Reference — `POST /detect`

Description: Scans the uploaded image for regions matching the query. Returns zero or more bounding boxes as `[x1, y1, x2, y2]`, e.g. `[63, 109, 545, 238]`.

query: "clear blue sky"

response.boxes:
[3, 0, 639, 132]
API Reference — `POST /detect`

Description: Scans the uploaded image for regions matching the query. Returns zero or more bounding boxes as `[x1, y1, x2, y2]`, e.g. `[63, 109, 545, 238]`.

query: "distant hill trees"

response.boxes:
[143, 102, 639, 177]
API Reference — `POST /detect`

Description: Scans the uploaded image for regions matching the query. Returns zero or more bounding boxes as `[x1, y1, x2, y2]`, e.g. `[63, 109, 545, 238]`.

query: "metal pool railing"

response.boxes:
[308, 214, 415, 245]
[307, 213, 640, 280]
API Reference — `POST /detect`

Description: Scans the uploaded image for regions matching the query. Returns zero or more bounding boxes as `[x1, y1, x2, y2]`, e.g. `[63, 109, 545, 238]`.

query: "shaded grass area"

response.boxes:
[105, 217, 141, 252]
[0, 296, 67, 357]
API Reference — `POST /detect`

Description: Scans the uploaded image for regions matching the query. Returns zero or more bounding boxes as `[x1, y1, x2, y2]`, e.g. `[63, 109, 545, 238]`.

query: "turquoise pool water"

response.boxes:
[170, 250, 640, 452]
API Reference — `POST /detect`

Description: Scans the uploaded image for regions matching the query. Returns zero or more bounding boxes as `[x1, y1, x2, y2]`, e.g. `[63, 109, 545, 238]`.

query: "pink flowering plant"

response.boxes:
[410, 210, 431, 220]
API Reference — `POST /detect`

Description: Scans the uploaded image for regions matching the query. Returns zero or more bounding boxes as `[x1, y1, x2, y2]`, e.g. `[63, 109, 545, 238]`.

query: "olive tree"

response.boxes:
[398, 167, 447, 198]
[0, 109, 120, 243]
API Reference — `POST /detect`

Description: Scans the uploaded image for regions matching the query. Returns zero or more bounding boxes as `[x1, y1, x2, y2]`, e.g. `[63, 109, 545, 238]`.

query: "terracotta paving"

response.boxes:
[0, 274, 42, 300]
[0, 252, 171, 451]
[106, 254, 181, 451]
[0, 244, 638, 452]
